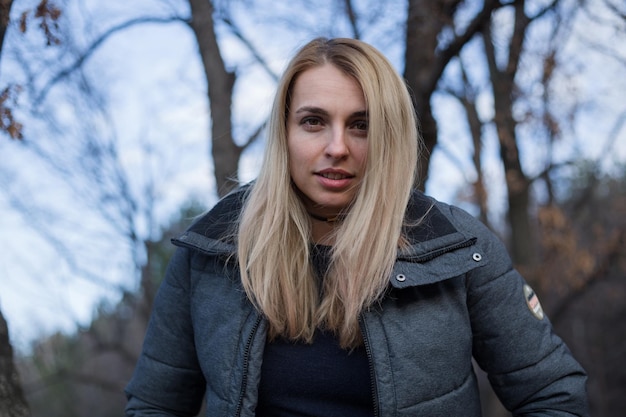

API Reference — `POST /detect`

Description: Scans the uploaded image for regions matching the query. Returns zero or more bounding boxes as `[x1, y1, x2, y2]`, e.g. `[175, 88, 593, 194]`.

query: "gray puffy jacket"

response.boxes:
[125, 188, 588, 416]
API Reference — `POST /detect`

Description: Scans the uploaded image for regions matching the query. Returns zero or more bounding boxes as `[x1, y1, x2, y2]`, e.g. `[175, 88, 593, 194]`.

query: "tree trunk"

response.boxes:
[404, 0, 499, 190]
[403, 0, 448, 189]
[1, 0, 15, 80]
[0, 310, 30, 417]
[482, 1, 536, 270]
[0, 0, 13, 51]
[187, 0, 241, 197]
[459, 73, 490, 227]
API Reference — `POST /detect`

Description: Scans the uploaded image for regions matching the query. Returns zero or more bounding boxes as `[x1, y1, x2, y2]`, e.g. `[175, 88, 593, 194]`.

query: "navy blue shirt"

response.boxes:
[255, 245, 375, 416]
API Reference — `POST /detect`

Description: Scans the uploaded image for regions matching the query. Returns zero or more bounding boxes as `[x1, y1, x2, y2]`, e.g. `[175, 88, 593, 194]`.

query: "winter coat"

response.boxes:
[125, 187, 588, 416]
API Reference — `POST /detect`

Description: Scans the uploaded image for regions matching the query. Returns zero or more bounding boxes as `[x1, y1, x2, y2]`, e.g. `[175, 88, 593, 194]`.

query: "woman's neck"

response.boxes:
[310, 217, 337, 245]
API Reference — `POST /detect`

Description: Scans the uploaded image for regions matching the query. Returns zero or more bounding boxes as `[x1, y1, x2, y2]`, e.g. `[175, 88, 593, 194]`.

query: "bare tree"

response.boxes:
[404, 0, 500, 188]
[442, 61, 490, 228]
[187, 0, 268, 196]
[187, 0, 239, 197]
[1, 2, 190, 408]
[481, 1, 534, 267]
[0, 1, 59, 414]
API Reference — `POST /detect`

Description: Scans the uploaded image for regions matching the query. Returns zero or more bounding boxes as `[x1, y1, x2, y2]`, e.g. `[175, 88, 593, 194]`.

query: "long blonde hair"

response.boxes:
[237, 38, 420, 349]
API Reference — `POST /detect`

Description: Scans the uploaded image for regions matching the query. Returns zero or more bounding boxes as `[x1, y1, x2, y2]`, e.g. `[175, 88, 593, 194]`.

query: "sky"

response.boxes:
[1, 0, 625, 353]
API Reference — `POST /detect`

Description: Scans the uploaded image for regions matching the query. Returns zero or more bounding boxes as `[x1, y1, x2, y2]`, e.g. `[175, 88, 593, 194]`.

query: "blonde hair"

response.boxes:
[237, 38, 420, 348]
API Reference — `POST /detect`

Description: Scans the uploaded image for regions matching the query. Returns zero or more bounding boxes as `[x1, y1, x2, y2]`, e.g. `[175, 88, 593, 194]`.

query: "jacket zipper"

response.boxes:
[359, 315, 380, 417]
[399, 237, 477, 263]
[235, 313, 263, 417]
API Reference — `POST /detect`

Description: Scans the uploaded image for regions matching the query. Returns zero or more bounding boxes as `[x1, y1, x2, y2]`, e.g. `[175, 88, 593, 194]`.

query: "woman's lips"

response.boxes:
[315, 170, 354, 189]
[319, 172, 351, 180]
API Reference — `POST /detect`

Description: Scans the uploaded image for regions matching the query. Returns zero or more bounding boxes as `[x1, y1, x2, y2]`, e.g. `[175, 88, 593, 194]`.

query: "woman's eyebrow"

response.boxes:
[294, 106, 329, 116]
[294, 107, 367, 119]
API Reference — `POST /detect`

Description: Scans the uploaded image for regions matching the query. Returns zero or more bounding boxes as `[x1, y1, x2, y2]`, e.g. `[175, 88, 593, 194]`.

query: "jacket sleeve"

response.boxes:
[452, 207, 589, 416]
[125, 247, 206, 417]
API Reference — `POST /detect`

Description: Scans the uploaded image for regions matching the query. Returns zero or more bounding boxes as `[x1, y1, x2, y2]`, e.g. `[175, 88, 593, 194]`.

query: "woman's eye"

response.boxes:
[352, 120, 368, 132]
[303, 118, 319, 125]
[301, 117, 323, 130]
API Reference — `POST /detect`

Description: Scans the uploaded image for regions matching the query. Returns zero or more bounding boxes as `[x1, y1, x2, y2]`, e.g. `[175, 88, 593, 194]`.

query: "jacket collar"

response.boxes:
[399, 192, 475, 258]
[172, 186, 247, 256]
[173, 187, 475, 264]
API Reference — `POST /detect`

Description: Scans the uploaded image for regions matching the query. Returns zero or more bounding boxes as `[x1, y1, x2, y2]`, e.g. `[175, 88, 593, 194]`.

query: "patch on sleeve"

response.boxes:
[523, 284, 545, 320]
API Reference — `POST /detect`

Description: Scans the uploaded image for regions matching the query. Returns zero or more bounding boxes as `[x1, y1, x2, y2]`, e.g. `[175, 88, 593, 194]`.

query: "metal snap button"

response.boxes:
[472, 253, 482, 262]
[396, 274, 406, 282]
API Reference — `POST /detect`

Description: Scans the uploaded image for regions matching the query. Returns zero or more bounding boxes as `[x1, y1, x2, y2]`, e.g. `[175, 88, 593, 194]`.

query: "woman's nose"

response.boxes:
[325, 127, 349, 159]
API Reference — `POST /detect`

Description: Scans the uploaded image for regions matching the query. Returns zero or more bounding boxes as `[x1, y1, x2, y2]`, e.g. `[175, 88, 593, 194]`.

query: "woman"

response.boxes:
[125, 38, 588, 416]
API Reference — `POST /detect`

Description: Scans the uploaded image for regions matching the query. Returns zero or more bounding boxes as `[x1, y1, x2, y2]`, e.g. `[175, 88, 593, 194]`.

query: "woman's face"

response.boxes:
[287, 64, 368, 218]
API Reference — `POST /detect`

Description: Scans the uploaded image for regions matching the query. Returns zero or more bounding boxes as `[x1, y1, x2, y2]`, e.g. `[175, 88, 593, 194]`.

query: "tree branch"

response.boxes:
[344, 0, 361, 39]
[0, 172, 131, 295]
[34, 16, 187, 106]
[221, 17, 279, 82]
[603, 0, 626, 21]
[429, 0, 501, 93]
[241, 120, 266, 151]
